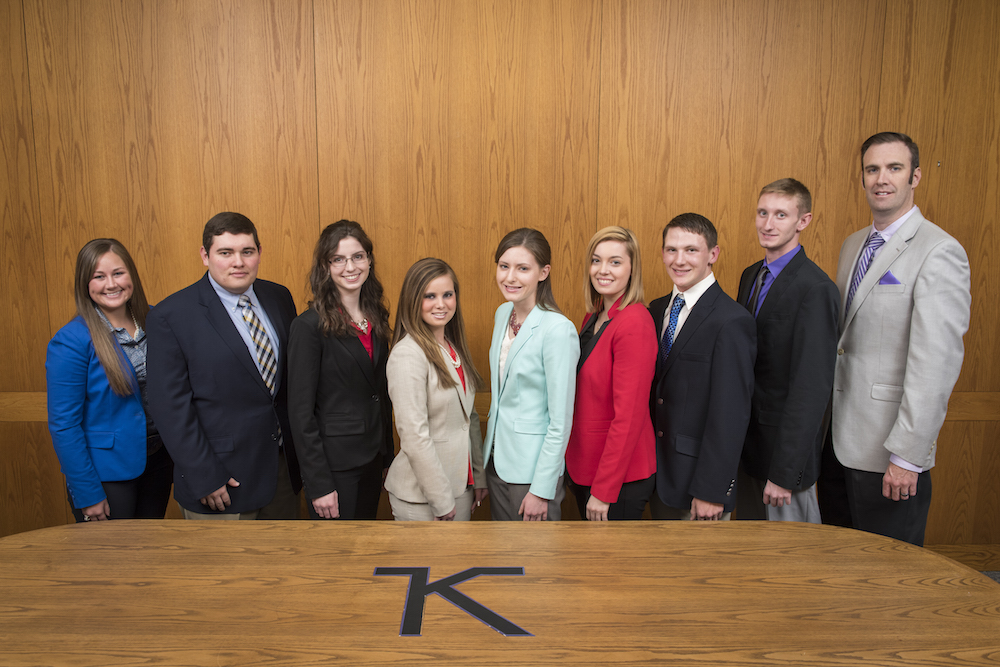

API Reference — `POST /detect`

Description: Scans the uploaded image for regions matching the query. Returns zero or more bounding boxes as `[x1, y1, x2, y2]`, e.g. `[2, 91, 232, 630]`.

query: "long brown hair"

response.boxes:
[307, 220, 390, 340]
[391, 258, 482, 391]
[494, 228, 562, 314]
[73, 239, 150, 396]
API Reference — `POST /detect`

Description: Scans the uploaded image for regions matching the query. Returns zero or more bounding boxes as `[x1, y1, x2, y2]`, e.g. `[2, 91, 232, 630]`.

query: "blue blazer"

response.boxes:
[46, 316, 146, 509]
[483, 302, 579, 501]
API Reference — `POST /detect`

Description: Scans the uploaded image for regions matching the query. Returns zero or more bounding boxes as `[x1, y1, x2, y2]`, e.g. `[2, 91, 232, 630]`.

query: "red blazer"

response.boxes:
[565, 299, 658, 503]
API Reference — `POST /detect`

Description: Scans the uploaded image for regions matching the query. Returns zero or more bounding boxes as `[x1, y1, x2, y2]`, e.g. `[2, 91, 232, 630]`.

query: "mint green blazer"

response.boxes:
[483, 302, 579, 500]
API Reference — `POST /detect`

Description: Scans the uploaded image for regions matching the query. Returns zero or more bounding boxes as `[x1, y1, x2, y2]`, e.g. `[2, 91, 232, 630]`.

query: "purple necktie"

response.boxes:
[844, 232, 885, 315]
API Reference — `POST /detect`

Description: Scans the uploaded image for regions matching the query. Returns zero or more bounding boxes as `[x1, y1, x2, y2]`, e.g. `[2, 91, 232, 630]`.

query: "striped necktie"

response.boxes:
[239, 294, 277, 395]
[844, 232, 885, 315]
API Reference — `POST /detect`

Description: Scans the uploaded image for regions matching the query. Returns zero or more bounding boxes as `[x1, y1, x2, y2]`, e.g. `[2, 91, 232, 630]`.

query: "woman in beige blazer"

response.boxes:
[384, 258, 486, 521]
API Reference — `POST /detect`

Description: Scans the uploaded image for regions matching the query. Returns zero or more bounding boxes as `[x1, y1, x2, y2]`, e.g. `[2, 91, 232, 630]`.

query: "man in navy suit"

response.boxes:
[735, 179, 839, 522]
[147, 212, 302, 519]
[649, 213, 756, 520]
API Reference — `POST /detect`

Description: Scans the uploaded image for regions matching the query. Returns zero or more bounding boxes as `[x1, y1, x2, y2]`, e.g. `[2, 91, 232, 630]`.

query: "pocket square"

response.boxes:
[879, 270, 901, 285]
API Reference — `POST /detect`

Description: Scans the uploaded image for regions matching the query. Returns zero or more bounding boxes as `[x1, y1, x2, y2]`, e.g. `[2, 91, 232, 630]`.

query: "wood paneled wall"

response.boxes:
[1, 0, 997, 557]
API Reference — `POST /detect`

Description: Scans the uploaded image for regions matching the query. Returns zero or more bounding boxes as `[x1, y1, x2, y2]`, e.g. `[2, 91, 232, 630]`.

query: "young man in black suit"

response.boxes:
[147, 212, 302, 519]
[649, 213, 756, 520]
[735, 179, 839, 522]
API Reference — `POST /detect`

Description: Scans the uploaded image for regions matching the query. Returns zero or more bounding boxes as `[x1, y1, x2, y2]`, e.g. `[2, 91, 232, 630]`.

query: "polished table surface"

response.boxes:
[1, 521, 999, 666]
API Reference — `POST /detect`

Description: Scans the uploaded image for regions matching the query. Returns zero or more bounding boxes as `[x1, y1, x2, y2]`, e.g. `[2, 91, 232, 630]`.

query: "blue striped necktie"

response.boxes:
[845, 232, 885, 315]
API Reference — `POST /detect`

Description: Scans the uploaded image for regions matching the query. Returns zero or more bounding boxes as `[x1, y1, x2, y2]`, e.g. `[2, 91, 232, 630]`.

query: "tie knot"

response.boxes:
[238, 294, 251, 308]
[868, 233, 885, 249]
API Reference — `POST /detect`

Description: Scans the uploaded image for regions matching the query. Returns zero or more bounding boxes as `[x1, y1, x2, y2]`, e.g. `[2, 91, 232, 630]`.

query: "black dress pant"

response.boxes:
[306, 454, 384, 520]
[70, 443, 174, 522]
[568, 472, 655, 521]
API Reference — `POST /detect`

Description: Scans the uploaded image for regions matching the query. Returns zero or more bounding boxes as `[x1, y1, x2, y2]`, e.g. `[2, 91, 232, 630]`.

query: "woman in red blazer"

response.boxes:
[566, 227, 658, 521]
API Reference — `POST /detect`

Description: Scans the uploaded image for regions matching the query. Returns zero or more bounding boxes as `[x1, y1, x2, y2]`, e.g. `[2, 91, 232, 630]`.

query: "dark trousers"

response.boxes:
[819, 439, 932, 547]
[568, 473, 655, 521]
[70, 444, 174, 522]
[306, 455, 384, 520]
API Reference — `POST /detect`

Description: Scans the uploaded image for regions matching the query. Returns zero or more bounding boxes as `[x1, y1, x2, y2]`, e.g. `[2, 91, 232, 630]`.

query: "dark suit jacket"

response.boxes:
[147, 274, 302, 514]
[650, 281, 756, 512]
[736, 247, 839, 491]
[287, 308, 393, 501]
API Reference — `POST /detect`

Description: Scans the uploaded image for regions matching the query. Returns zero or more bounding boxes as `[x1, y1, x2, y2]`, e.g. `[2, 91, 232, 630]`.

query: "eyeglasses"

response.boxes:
[329, 252, 369, 268]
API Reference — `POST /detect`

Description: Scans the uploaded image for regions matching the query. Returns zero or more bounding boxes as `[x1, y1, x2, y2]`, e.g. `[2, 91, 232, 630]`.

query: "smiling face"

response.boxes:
[421, 274, 457, 341]
[662, 227, 719, 293]
[200, 232, 260, 294]
[755, 192, 811, 261]
[496, 245, 550, 313]
[590, 240, 632, 305]
[862, 141, 921, 229]
[88, 251, 134, 318]
[328, 236, 370, 297]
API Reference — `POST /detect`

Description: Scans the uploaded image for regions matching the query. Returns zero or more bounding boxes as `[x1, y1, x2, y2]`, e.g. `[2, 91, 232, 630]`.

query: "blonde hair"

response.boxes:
[583, 226, 645, 313]
[391, 258, 483, 391]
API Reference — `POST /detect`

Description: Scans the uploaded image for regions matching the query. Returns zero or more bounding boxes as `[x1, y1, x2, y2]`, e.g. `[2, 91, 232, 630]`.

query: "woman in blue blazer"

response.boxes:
[484, 229, 579, 521]
[46, 239, 172, 522]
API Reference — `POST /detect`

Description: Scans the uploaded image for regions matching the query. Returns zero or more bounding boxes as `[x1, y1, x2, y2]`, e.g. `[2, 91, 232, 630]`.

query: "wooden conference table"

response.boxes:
[1, 521, 999, 666]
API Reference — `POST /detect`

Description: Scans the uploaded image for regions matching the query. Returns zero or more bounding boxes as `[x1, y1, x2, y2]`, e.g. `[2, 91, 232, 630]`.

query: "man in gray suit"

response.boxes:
[828, 132, 971, 546]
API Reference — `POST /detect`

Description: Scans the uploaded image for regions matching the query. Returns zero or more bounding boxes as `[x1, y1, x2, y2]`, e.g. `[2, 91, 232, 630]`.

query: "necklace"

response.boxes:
[352, 318, 369, 334]
[509, 310, 522, 336]
[129, 306, 141, 340]
[440, 341, 462, 368]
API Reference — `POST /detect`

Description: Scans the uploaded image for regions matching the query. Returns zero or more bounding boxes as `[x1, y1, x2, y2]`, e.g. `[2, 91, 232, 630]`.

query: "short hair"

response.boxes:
[73, 239, 150, 396]
[391, 258, 483, 392]
[662, 213, 718, 250]
[202, 212, 260, 252]
[583, 226, 645, 313]
[494, 228, 561, 314]
[759, 178, 812, 216]
[861, 132, 920, 173]
[307, 219, 390, 340]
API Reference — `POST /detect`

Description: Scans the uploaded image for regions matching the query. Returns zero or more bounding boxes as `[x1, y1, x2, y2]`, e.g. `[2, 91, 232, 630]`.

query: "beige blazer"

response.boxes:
[384, 335, 485, 516]
[832, 209, 971, 473]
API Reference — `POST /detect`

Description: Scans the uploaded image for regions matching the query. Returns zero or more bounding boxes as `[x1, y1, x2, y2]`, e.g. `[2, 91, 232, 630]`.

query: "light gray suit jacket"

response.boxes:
[832, 208, 971, 473]
[384, 335, 485, 517]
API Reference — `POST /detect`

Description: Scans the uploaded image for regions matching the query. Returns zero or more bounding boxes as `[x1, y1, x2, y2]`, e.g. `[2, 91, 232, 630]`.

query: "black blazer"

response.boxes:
[147, 274, 302, 514]
[649, 282, 756, 512]
[736, 248, 839, 491]
[287, 308, 393, 500]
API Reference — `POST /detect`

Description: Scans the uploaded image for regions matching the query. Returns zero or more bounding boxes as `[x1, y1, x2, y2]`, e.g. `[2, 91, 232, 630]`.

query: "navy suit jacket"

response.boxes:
[650, 281, 756, 512]
[147, 274, 301, 513]
[736, 248, 839, 490]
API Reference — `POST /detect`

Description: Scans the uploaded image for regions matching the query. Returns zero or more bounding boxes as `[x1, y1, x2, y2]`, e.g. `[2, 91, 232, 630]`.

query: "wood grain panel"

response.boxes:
[598, 0, 884, 299]
[3, 522, 1000, 665]
[315, 0, 601, 375]
[25, 0, 319, 318]
[0, 422, 72, 537]
[0, 0, 49, 392]
[877, 0, 999, 394]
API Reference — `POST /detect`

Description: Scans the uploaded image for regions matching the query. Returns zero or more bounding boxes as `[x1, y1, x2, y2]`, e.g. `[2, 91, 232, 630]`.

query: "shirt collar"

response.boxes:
[208, 272, 259, 312]
[763, 244, 801, 278]
[672, 272, 716, 309]
[871, 205, 918, 241]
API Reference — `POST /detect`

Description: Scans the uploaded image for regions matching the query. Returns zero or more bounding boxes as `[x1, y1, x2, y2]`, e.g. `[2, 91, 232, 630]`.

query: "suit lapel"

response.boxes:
[255, 281, 291, 394]
[755, 249, 806, 320]
[499, 306, 539, 395]
[663, 283, 720, 376]
[843, 213, 922, 330]
[738, 260, 764, 308]
[198, 275, 270, 395]
[334, 335, 378, 391]
[652, 297, 670, 383]
[443, 346, 473, 422]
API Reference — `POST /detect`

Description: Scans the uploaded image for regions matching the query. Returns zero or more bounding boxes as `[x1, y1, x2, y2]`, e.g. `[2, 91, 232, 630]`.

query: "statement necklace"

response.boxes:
[440, 341, 462, 368]
[352, 318, 369, 334]
[509, 310, 523, 336]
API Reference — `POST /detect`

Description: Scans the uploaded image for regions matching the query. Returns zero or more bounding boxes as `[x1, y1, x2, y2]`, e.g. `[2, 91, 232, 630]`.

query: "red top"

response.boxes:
[351, 322, 374, 360]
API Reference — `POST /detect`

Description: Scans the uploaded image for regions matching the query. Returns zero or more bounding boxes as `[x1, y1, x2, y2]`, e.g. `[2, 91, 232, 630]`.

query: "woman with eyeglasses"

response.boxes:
[46, 238, 173, 522]
[288, 220, 394, 519]
[383, 258, 485, 521]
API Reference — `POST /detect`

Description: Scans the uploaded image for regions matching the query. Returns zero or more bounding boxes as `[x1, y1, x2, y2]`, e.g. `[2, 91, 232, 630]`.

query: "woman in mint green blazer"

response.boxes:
[483, 228, 579, 521]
